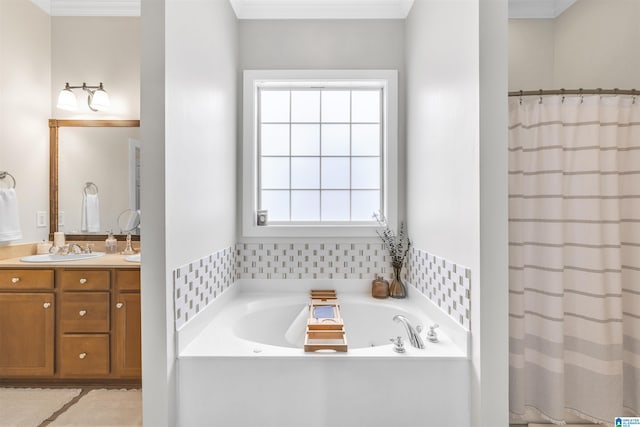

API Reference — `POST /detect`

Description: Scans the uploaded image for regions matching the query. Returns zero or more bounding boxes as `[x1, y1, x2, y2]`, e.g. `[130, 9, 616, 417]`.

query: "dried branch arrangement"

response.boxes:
[373, 212, 411, 269]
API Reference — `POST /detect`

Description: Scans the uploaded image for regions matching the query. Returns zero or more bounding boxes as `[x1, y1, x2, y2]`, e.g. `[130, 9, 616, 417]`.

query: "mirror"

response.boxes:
[117, 208, 141, 234]
[118, 208, 140, 255]
[49, 119, 141, 241]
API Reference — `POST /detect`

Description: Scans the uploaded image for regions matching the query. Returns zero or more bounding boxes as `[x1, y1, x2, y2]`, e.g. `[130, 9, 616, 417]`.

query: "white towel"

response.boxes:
[81, 193, 100, 232]
[0, 188, 22, 242]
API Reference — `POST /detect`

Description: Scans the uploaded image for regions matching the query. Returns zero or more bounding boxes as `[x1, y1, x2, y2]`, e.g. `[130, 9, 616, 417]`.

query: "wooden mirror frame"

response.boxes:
[49, 119, 141, 241]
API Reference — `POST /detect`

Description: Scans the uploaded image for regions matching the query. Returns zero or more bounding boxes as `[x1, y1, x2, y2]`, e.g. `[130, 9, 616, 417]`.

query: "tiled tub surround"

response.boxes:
[173, 246, 237, 330]
[405, 247, 471, 329]
[236, 242, 390, 280]
[173, 243, 471, 331]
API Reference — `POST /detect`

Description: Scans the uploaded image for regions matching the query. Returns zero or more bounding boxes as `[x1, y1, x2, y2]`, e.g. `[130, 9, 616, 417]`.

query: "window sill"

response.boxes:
[241, 223, 381, 239]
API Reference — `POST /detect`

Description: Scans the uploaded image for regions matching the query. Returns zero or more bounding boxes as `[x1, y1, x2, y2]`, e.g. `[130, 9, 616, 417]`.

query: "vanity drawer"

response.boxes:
[117, 270, 140, 291]
[60, 270, 110, 291]
[60, 334, 110, 377]
[0, 269, 54, 290]
[60, 292, 110, 332]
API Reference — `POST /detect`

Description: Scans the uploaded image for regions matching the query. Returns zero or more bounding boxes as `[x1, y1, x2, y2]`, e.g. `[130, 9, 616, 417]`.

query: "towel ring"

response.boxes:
[83, 182, 99, 195]
[0, 171, 16, 189]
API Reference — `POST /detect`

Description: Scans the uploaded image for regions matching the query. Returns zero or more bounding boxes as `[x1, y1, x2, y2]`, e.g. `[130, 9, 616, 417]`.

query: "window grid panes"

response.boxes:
[258, 88, 382, 223]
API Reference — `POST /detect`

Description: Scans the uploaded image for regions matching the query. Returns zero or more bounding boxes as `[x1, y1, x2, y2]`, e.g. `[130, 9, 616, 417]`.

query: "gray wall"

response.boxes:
[239, 19, 406, 228]
[509, 0, 640, 91]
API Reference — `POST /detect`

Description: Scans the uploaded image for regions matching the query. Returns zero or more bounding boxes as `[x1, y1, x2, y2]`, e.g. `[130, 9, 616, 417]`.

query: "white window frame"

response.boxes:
[242, 70, 398, 238]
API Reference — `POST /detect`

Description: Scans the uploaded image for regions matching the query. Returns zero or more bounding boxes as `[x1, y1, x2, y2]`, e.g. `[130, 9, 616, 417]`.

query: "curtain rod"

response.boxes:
[509, 88, 639, 97]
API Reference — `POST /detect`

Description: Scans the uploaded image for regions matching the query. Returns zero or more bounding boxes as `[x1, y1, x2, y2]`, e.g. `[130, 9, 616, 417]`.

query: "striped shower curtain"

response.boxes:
[508, 94, 640, 425]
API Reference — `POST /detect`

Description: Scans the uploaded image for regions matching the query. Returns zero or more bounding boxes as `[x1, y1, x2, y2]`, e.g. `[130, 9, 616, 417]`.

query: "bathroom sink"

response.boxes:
[124, 253, 141, 263]
[20, 252, 106, 263]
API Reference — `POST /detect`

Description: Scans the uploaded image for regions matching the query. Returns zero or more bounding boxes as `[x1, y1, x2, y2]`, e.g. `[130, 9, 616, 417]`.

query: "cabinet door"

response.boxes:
[114, 292, 141, 377]
[0, 293, 54, 376]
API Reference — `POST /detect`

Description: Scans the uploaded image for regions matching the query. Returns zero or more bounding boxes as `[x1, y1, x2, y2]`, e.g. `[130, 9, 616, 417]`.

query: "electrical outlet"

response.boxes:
[36, 211, 47, 228]
[58, 211, 65, 226]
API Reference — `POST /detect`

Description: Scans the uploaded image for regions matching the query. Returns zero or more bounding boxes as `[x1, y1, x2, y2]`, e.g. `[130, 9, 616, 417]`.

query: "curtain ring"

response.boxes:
[538, 89, 543, 104]
[579, 88, 584, 104]
[560, 88, 565, 104]
[519, 90, 523, 105]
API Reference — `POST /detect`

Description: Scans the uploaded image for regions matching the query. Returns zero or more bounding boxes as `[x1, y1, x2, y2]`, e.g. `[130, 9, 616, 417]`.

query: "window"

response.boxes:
[243, 70, 398, 238]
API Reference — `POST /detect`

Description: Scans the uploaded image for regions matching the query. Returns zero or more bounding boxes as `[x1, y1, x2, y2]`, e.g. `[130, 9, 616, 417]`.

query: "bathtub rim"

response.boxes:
[177, 279, 470, 358]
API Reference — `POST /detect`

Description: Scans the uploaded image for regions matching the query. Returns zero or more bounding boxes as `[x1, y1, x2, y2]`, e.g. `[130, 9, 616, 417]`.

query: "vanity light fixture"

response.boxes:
[56, 82, 111, 112]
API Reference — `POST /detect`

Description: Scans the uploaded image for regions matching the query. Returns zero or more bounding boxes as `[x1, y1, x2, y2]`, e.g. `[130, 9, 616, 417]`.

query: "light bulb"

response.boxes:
[90, 86, 110, 110]
[56, 87, 77, 111]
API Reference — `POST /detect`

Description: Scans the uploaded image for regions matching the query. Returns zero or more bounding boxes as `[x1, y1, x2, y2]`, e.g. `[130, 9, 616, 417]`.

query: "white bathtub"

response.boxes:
[178, 281, 471, 427]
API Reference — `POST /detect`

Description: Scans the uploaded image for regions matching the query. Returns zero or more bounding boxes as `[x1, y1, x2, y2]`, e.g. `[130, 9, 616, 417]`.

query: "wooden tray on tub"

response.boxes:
[304, 290, 348, 352]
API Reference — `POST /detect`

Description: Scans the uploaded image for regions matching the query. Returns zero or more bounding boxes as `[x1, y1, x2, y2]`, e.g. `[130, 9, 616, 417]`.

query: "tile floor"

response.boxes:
[0, 387, 141, 427]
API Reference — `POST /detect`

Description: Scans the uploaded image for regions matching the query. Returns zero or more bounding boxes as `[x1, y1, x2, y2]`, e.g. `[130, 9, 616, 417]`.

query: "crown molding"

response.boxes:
[31, 0, 575, 20]
[30, 0, 51, 14]
[509, 0, 577, 19]
[229, 0, 415, 20]
[30, 0, 140, 17]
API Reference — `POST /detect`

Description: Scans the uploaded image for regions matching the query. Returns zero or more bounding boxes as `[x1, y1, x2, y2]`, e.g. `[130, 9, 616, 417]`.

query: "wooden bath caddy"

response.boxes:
[304, 290, 348, 352]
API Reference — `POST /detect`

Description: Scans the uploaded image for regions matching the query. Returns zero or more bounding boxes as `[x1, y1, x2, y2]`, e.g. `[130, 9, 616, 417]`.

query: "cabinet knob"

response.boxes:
[43, 302, 51, 309]
[79, 352, 87, 359]
[79, 278, 88, 285]
[11, 277, 20, 284]
[79, 310, 87, 317]
[116, 303, 124, 309]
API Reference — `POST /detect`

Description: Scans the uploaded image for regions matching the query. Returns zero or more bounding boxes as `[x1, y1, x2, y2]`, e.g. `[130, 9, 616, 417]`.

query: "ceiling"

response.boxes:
[30, 0, 577, 19]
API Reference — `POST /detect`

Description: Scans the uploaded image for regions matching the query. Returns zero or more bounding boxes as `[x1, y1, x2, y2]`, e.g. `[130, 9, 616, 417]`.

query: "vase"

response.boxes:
[389, 265, 406, 299]
[371, 275, 390, 299]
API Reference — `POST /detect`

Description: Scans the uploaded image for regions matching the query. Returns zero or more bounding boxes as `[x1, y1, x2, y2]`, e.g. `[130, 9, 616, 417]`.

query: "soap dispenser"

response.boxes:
[105, 231, 117, 254]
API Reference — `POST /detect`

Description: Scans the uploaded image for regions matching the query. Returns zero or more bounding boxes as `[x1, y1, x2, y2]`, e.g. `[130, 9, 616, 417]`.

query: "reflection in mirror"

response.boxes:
[58, 127, 140, 234]
[50, 120, 140, 240]
[117, 208, 141, 233]
[118, 208, 140, 255]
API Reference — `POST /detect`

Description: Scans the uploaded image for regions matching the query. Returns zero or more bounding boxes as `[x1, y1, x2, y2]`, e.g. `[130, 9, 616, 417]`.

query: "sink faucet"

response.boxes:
[69, 243, 83, 254]
[49, 243, 90, 255]
[393, 315, 425, 349]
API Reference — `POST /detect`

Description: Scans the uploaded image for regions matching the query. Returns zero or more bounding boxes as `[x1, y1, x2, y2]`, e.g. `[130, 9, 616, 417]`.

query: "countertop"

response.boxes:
[0, 253, 140, 268]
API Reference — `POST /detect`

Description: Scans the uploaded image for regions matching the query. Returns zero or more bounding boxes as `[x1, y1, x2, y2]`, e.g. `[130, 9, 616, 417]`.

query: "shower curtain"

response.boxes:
[509, 94, 640, 425]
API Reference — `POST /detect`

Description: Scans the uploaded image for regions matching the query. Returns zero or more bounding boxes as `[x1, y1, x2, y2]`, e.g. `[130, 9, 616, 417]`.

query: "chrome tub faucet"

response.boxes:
[393, 314, 425, 349]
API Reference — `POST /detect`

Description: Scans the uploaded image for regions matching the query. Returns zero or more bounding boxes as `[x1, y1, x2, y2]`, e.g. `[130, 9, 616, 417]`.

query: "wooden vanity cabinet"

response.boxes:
[58, 269, 111, 378]
[114, 270, 141, 377]
[0, 270, 55, 377]
[0, 266, 140, 383]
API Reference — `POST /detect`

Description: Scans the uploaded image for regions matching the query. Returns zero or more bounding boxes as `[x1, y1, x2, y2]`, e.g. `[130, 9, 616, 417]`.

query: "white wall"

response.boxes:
[0, 0, 51, 245]
[51, 17, 140, 119]
[239, 19, 406, 228]
[406, 0, 508, 425]
[509, 0, 640, 91]
[140, 0, 238, 425]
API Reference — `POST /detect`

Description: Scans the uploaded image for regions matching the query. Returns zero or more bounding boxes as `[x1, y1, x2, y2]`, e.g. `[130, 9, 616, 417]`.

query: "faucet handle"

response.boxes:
[83, 243, 94, 254]
[426, 324, 440, 343]
[390, 336, 405, 353]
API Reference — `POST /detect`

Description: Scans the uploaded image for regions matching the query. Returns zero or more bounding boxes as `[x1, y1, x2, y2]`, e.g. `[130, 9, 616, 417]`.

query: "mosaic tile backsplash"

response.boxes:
[236, 242, 390, 280]
[173, 243, 471, 330]
[406, 247, 471, 329]
[174, 246, 236, 330]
